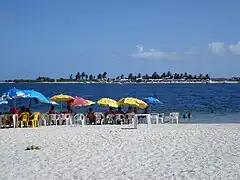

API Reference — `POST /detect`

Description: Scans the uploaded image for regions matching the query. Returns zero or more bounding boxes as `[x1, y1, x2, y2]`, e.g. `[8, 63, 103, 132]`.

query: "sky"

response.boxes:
[0, 0, 240, 79]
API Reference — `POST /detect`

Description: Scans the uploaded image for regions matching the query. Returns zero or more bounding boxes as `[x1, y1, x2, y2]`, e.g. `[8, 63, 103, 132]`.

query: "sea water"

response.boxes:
[0, 83, 240, 123]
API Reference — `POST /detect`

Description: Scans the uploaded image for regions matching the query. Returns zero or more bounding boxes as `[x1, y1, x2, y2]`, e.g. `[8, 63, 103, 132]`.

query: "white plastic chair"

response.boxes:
[159, 113, 164, 124]
[125, 113, 135, 124]
[61, 113, 72, 125]
[106, 114, 115, 124]
[50, 114, 61, 126]
[150, 113, 159, 124]
[169, 112, 179, 124]
[74, 113, 86, 126]
[115, 114, 125, 124]
[12, 114, 18, 128]
[40, 113, 49, 126]
[94, 112, 104, 125]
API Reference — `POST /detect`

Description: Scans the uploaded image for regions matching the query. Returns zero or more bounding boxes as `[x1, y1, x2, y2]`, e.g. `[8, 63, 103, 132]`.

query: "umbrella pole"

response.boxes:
[29, 99, 31, 109]
[14, 99, 16, 108]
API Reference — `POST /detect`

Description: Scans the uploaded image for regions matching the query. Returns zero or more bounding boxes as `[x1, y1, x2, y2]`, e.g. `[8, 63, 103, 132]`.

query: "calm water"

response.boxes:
[1, 83, 240, 123]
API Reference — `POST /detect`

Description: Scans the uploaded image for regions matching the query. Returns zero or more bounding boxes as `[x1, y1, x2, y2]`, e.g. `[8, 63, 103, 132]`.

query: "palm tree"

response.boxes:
[97, 74, 102, 80]
[167, 71, 172, 78]
[81, 72, 85, 80]
[89, 74, 93, 81]
[205, 74, 210, 80]
[85, 74, 88, 80]
[137, 73, 141, 79]
[198, 74, 203, 79]
[102, 72, 107, 79]
[120, 74, 124, 79]
[187, 74, 193, 79]
[161, 72, 166, 78]
[75, 72, 80, 80]
[128, 73, 133, 80]
[142, 74, 150, 79]
[70, 74, 73, 80]
[151, 72, 159, 79]
[179, 73, 184, 79]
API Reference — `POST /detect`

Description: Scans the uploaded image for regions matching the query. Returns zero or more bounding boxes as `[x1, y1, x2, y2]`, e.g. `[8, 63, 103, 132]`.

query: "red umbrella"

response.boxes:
[67, 96, 89, 107]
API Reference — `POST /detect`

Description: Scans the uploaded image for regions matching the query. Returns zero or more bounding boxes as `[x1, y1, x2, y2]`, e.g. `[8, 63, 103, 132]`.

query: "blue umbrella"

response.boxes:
[2, 88, 29, 107]
[143, 97, 162, 113]
[23, 90, 51, 104]
[5, 87, 28, 100]
[144, 97, 162, 104]
[0, 100, 8, 105]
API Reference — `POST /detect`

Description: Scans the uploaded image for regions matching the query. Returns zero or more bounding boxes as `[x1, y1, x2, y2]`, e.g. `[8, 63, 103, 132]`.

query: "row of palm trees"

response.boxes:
[70, 71, 210, 81]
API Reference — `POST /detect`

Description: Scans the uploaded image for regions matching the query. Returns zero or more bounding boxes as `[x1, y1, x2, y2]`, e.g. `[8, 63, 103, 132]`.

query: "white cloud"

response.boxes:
[184, 48, 199, 55]
[208, 42, 226, 56]
[129, 41, 240, 60]
[130, 44, 181, 60]
[229, 41, 240, 54]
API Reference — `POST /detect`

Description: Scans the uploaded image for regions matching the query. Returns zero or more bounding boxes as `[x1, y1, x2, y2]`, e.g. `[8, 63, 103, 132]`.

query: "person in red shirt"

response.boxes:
[105, 107, 115, 116]
[9, 107, 19, 114]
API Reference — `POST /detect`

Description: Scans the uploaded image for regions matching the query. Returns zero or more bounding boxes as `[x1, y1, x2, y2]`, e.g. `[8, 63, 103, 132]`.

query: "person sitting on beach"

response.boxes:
[9, 107, 19, 114]
[133, 107, 138, 114]
[143, 106, 149, 114]
[105, 107, 115, 116]
[126, 107, 134, 114]
[48, 105, 56, 114]
[115, 107, 124, 115]
[18, 106, 25, 115]
[86, 108, 95, 125]
[26, 108, 32, 116]
[65, 105, 73, 114]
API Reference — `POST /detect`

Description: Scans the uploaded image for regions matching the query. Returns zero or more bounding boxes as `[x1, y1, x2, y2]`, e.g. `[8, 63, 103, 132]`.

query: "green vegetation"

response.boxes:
[3, 71, 240, 83]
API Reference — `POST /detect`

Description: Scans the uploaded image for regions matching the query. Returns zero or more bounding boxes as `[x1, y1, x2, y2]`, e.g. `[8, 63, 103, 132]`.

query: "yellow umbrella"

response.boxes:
[118, 97, 148, 109]
[50, 94, 73, 102]
[97, 98, 118, 108]
[86, 100, 95, 105]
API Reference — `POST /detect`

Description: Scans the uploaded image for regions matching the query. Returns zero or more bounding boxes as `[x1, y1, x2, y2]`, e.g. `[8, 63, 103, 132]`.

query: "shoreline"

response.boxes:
[0, 81, 239, 84]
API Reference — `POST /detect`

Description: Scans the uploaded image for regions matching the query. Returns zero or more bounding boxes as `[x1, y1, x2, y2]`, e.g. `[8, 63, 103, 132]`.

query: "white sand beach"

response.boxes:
[0, 124, 240, 180]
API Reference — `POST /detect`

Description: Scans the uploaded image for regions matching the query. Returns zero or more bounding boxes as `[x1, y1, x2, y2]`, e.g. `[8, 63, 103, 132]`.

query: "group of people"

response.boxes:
[0, 106, 34, 127]
[48, 105, 73, 114]
[85, 106, 149, 125]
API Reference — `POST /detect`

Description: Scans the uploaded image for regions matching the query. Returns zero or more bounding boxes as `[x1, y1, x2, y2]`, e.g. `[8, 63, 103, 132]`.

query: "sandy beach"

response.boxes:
[0, 124, 239, 180]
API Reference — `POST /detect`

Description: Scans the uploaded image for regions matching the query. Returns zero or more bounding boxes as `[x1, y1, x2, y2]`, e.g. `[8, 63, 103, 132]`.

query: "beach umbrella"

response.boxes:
[67, 96, 89, 107]
[143, 97, 162, 112]
[1, 88, 30, 107]
[0, 100, 8, 105]
[51, 94, 74, 111]
[97, 98, 118, 108]
[5, 87, 28, 99]
[51, 94, 73, 102]
[22, 90, 52, 109]
[23, 90, 51, 104]
[86, 100, 95, 105]
[118, 97, 148, 109]
[143, 97, 162, 104]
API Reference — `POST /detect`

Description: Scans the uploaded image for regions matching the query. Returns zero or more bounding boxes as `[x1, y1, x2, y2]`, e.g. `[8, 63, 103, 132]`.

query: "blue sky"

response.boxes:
[0, 0, 240, 79]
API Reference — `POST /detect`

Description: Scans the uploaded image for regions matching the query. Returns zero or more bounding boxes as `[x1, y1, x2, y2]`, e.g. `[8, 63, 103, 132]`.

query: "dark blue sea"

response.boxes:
[1, 83, 240, 123]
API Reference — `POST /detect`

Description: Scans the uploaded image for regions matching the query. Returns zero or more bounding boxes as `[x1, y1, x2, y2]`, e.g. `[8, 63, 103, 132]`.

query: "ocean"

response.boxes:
[1, 83, 240, 123]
